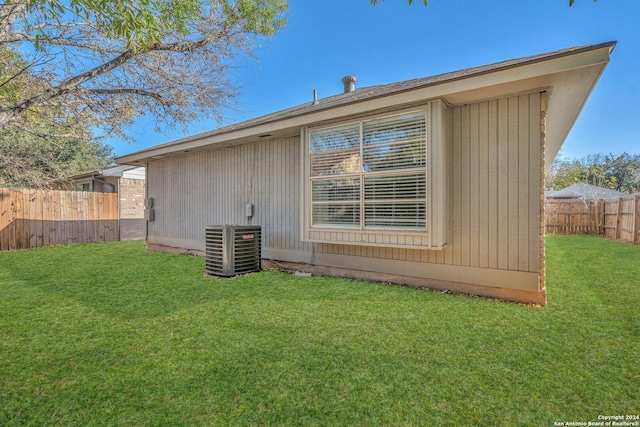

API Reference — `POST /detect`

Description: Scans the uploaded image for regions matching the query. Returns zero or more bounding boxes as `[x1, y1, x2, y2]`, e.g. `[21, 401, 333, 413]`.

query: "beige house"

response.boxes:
[117, 42, 615, 305]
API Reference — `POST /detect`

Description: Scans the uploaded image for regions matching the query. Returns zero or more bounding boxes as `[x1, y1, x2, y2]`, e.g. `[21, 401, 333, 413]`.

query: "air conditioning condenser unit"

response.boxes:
[205, 225, 262, 277]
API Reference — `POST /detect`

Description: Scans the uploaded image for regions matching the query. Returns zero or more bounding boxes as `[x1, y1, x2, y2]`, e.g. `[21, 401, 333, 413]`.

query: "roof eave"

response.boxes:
[116, 41, 615, 166]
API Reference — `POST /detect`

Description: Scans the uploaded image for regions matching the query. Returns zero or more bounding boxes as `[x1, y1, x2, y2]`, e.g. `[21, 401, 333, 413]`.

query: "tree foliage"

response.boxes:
[546, 153, 640, 194]
[0, 44, 114, 188]
[0, 128, 114, 189]
[0, 1, 286, 187]
[23, 0, 205, 49]
[0, 0, 288, 140]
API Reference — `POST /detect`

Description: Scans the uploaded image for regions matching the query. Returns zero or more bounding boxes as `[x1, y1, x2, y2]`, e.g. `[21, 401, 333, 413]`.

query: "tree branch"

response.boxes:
[0, 33, 223, 125]
[148, 37, 214, 53]
[0, 2, 26, 44]
[0, 55, 54, 89]
[85, 88, 166, 104]
[0, 48, 136, 122]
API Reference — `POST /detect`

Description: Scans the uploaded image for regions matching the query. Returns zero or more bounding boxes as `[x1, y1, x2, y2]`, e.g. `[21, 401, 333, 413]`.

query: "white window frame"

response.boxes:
[301, 100, 448, 250]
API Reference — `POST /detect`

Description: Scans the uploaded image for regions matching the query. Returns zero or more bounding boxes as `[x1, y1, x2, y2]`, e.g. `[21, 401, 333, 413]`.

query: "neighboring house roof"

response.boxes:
[49, 165, 145, 188]
[546, 183, 627, 200]
[65, 165, 145, 181]
[116, 41, 616, 169]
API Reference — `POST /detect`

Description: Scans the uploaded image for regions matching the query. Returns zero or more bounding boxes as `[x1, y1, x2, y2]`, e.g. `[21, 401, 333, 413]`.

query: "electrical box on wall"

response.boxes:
[245, 204, 254, 218]
[144, 197, 155, 221]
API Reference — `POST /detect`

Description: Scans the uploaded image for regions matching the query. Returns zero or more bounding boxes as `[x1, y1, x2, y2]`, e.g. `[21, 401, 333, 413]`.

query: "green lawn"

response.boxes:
[0, 235, 638, 426]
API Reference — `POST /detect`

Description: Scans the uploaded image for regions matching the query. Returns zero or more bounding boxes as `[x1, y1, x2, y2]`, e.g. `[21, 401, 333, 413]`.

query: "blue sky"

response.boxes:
[113, 0, 640, 161]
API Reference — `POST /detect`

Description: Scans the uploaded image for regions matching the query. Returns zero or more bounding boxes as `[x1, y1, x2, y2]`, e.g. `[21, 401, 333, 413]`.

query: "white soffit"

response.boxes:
[544, 62, 610, 167]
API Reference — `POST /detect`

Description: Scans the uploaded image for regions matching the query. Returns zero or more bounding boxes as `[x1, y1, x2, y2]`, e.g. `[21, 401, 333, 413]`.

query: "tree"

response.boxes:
[546, 153, 640, 194]
[601, 153, 640, 193]
[0, 44, 114, 188]
[0, 0, 288, 140]
[0, 127, 114, 188]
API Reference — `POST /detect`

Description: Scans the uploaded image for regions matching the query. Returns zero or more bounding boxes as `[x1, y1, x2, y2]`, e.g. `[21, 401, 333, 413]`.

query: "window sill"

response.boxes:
[305, 228, 446, 250]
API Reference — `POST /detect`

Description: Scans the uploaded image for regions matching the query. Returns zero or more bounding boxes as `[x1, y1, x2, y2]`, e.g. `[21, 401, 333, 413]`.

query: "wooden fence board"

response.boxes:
[35, 190, 44, 248]
[1, 189, 9, 251]
[59, 190, 68, 245]
[3, 190, 10, 249]
[546, 195, 639, 244]
[0, 189, 7, 251]
[78, 191, 86, 243]
[28, 190, 37, 248]
[15, 191, 25, 249]
[631, 194, 640, 243]
[8, 189, 18, 250]
[0, 188, 119, 251]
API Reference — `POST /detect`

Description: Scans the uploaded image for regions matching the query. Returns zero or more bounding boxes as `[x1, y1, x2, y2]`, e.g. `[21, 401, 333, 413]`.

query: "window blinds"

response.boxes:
[309, 110, 427, 229]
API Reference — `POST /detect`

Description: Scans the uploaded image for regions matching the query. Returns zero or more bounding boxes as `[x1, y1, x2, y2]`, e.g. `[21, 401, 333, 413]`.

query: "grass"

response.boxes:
[0, 235, 638, 426]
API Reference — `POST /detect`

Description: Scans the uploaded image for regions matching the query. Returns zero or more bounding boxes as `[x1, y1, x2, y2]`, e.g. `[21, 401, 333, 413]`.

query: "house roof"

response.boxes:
[61, 165, 144, 181]
[117, 41, 615, 168]
[546, 183, 627, 200]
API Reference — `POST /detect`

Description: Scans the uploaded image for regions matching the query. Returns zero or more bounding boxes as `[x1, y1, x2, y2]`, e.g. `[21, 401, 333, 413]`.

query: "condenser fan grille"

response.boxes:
[205, 225, 261, 277]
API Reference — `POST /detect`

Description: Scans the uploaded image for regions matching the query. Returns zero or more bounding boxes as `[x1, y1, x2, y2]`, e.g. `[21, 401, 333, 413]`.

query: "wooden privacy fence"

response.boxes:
[0, 188, 119, 252]
[545, 195, 640, 244]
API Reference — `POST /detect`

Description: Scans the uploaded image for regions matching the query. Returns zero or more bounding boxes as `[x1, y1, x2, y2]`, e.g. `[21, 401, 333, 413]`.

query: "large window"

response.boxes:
[302, 101, 447, 249]
[310, 111, 427, 229]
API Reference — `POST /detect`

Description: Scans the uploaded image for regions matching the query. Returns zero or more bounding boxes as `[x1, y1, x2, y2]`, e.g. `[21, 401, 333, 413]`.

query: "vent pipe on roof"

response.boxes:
[342, 75, 356, 93]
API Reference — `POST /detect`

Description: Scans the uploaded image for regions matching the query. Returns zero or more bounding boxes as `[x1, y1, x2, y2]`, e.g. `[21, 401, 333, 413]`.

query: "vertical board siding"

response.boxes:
[452, 107, 463, 265]
[147, 137, 309, 253]
[487, 100, 499, 269]
[518, 95, 530, 272]
[529, 94, 542, 270]
[469, 103, 480, 268]
[507, 96, 520, 271]
[496, 98, 510, 270]
[149, 93, 543, 274]
[478, 101, 490, 269]
[461, 105, 471, 267]
[443, 108, 455, 266]
[443, 93, 541, 273]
